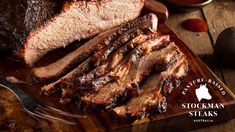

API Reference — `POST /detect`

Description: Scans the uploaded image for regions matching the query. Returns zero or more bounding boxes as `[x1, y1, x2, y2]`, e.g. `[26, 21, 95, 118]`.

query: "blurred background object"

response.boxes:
[166, 0, 213, 10]
[181, 18, 208, 32]
[215, 27, 235, 66]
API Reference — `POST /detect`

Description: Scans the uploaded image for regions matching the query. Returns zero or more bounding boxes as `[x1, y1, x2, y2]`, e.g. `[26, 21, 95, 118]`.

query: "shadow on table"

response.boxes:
[199, 54, 235, 69]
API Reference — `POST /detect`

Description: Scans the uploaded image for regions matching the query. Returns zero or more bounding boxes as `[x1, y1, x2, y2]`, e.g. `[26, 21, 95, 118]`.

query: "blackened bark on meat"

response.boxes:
[41, 14, 159, 95]
[79, 44, 181, 110]
[0, 0, 144, 65]
[101, 13, 158, 48]
[60, 35, 170, 101]
[92, 14, 159, 66]
[112, 91, 167, 122]
[33, 28, 116, 81]
[70, 34, 152, 86]
[41, 30, 141, 94]
[112, 48, 188, 122]
[0, 0, 61, 54]
[161, 61, 188, 94]
[34, 13, 158, 80]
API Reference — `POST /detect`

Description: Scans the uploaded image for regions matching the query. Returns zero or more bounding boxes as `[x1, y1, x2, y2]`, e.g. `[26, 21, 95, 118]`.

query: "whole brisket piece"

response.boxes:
[41, 13, 158, 95]
[112, 49, 188, 121]
[0, 0, 144, 65]
[60, 35, 170, 102]
[80, 43, 181, 110]
[33, 13, 158, 80]
[0, 0, 60, 60]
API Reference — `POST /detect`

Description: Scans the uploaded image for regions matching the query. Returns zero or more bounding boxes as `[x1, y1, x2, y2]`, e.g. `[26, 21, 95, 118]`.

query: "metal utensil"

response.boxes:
[0, 78, 85, 125]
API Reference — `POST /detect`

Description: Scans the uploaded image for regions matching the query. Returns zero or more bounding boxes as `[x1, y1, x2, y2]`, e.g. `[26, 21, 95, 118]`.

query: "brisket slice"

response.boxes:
[80, 43, 180, 110]
[152, 46, 188, 94]
[41, 14, 158, 95]
[112, 52, 188, 121]
[60, 35, 170, 102]
[66, 34, 154, 86]
[33, 28, 116, 81]
[33, 13, 158, 80]
[0, 0, 144, 65]
[113, 89, 166, 122]
[160, 58, 188, 94]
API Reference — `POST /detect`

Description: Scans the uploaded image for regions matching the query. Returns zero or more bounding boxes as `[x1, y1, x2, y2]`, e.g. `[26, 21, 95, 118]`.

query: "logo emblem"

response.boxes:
[181, 78, 226, 123]
[195, 84, 212, 102]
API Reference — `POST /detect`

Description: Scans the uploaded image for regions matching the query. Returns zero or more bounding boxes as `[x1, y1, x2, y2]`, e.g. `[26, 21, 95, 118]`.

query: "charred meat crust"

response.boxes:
[33, 28, 116, 81]
[91, 13, 158, 66]
[161, 61, 188, 94]
[112, 91, 167, 122]
[65, 34, 154, 86]
[25, 0, 144, 65]
[33, 14, 157, 80]
[113, 64, 188, 122]
[0, 0, 60, 49]
[41, 14, 159, 95]
[112, 50, 188, 122]
[60, 35, 170, 101]
[0, 0, 144, 65]
[79, 43, 182, 110]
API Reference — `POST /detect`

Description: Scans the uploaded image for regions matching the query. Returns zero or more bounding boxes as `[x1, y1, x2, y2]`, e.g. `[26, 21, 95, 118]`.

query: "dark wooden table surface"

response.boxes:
[0, 0, 234, 131]
[166, 0, 235, 131]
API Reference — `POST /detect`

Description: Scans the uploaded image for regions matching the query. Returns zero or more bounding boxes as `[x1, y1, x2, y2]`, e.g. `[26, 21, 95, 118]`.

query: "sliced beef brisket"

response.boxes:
[60, 35, 170, 101]
[65, 34, 154, 86]
[80, 43, 181, 110]
[33, 28, 116, 81]
[113, 90, 166, 122]
[0, 0, 144, 65]
[112, 50, 188, 121]
[160, 59, 188, 94]
[33, 13, 158, 80]
[41, 13, 159, 95]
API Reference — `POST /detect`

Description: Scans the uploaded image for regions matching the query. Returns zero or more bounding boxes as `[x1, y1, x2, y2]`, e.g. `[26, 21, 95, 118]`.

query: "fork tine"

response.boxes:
[27, 108, 77, 125]
[37, 105, 87, 118]
[0, 78, 83, 124]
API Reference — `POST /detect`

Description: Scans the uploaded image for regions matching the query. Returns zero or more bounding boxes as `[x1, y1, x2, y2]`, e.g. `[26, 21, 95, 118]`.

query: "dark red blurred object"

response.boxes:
[182, 18, 208, 32]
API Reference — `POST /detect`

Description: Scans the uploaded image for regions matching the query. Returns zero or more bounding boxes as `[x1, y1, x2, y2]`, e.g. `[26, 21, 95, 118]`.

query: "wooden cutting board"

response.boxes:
[0, 24, 234, 132]
[0, 4, 235, 132]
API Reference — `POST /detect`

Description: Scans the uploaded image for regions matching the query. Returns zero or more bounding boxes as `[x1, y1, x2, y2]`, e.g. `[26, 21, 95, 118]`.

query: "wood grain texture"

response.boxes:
[202, 0, 235, 93]
[191, 0, 235, 132]
[165, 0, 235, 131]
[0, 24, 235, 132]
[166, 8, 223, 81]
[0, 1, 235, 131]
[193, 1, 235, 131]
